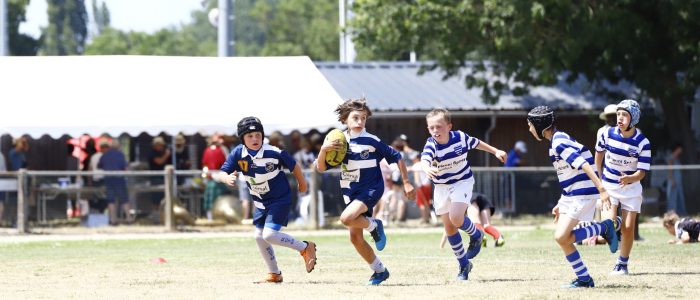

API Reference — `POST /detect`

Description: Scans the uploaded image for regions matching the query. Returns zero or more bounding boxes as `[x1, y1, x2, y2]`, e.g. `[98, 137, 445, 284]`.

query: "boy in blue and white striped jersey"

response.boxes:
[527, 106, 618, 288]
[420, 108, 507, 281]
[594, 99, 651, 275]
[316, 98, 416, 285]
[221, 117, 317, 284]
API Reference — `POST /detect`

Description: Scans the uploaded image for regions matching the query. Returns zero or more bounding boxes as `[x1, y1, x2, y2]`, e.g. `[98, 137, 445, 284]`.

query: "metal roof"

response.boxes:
[316, 61, 640, 115]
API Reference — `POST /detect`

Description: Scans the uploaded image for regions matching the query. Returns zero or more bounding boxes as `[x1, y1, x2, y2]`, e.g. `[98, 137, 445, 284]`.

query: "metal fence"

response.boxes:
[0, 165, 698, 232]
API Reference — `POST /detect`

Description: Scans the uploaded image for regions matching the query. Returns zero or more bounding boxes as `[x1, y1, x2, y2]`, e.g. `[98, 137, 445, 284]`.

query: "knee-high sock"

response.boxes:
[369, 256, 386, 273]
[566, 250, 591, 281]
[459, 216, 478, 236]
[254, 228, 279, 274]
[572, 222, 607, 243]
[447, 232, 469, 268]
[262, 227, 308, 251]
[484, 225, 501, 240]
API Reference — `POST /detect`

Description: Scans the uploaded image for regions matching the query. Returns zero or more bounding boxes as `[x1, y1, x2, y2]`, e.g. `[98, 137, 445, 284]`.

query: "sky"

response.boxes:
[20, 0, 206, 38]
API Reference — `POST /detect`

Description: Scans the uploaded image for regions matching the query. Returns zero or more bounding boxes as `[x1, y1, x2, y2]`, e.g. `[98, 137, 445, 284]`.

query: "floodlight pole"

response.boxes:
[218, 0, 234, 57]
[0, 0, 8, 56]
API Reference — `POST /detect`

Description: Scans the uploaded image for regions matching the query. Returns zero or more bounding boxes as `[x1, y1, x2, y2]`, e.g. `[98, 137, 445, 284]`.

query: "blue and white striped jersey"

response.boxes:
[595, 127, 651, 189]
[337, 129, 401, 199]
[549, 131, 599, 198]
[221, 144, 297, 204]
[421, 130, 480, 185]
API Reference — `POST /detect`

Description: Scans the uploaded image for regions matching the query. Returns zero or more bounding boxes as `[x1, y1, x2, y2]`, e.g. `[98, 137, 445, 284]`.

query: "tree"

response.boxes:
[40, 0, 88, 55]
[85, 0, 339, 60]
[352, 0, 700, 161]
[7, 0, 39, 55]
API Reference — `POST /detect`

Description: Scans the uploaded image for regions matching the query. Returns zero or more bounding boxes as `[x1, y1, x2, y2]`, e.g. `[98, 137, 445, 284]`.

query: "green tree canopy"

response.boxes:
[85, 0, 339, 60]
[40, 0, 88, 55]
[8, 0, 39, 55]
[352, 0, 700, 161]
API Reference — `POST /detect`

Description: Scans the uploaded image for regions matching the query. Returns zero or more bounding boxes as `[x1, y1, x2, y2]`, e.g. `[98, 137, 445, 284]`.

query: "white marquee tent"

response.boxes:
[0, 56, 343, 138]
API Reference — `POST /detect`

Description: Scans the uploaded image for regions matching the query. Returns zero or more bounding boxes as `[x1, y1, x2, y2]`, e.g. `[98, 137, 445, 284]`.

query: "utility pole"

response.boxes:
[218, 0, 233, 57]
[338, 0, 355, 63]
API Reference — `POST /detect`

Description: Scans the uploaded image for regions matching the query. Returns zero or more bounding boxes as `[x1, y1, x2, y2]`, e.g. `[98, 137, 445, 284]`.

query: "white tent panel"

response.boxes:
[0, 56, 343, 138]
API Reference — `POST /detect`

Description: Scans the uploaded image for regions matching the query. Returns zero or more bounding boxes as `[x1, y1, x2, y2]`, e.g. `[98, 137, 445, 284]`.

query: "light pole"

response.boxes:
[217, 0, 233, 57]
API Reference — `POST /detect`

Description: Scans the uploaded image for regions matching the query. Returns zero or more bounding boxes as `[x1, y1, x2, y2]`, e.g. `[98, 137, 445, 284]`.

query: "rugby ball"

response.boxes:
[324, 129, 348, 167]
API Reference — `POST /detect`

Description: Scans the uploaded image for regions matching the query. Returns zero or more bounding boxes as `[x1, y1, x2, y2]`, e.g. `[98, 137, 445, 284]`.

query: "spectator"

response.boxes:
[65, 143, 81, 217]
[8, 137, 29, 171]
[88, 139, 110, 213]
[293, 136, 317, 223]
[98, 140, 132, 225]
[174, 134, 191, 186]
[504, 140, 528, 167]
[666, 143, 686, 215]
[148, 136, 170, 213]
[268, 131, 285, 149]
[201, 136, 228, 220]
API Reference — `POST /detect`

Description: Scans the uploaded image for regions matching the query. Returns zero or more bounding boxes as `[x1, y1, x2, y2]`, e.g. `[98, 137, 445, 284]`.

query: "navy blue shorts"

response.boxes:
[253, 200, 291, 230]
[346, 187, 383, 218]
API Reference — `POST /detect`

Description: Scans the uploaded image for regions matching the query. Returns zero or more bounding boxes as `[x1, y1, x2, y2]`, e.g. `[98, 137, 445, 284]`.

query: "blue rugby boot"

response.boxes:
[466, 230, 483, 259]
[456, 261, 473, 281]
[601, 219, 619, 253]
[370, 219, 387, 251]
[561, 277, 595, 288]
[368, 268, 390, 285]
[610, 264, 629, 275]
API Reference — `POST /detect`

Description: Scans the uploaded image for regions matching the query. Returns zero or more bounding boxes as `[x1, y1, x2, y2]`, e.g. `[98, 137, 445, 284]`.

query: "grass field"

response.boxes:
[0, 225, 698, 299]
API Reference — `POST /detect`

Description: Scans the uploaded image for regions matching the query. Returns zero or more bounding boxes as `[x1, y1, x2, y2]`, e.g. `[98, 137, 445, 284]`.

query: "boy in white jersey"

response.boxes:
[420, 108, 507, 281]
[221, 117, 317, 283]
[527, 106, 618, 288]
[595, 99, 651, 275]
[316, 98, 415, 285]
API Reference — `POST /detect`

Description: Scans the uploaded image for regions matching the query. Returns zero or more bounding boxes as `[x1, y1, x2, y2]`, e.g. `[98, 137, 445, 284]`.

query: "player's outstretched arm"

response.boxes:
[476, 141, 507, 163]
[581, 163, 610, 210]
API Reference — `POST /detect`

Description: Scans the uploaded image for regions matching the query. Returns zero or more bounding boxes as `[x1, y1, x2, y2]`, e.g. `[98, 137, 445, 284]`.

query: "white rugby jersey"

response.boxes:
[595, 127, 651, 189]
[421, 130, 479, 185]
[549, 131, 599, 198]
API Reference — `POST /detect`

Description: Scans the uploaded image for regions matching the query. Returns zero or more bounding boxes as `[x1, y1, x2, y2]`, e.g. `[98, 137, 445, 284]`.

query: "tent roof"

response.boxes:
[0, 56, 343, 138]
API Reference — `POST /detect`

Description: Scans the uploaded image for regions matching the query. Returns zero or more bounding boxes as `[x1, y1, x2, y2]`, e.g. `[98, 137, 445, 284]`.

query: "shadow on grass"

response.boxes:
[629, 271, 700, 276]
[599, 283, 651, 289]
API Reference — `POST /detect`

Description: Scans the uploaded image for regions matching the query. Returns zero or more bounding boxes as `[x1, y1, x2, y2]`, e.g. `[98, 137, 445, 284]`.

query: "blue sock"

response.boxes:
[572, 222, 607, 242]
[447, 232, 469, 268]
[459, 217, 478, 236]
[566, 250, 591, 281]
[617, 256, 629, 266]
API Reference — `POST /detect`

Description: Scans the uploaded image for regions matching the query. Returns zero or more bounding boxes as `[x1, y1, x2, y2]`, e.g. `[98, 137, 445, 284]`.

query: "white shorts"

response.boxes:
[607, 183, 643, 213]
[557, 196, 597, 222]
[433, 178, 474, 216]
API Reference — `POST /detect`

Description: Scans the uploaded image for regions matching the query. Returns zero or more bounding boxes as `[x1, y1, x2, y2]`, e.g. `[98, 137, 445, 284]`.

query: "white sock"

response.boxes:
[254, 228, 279, 274]
[369, 256, 386, 273]
[365, 217, 377, 232]
[262, 227, 307, 251]
[206, 210, 212, 220]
